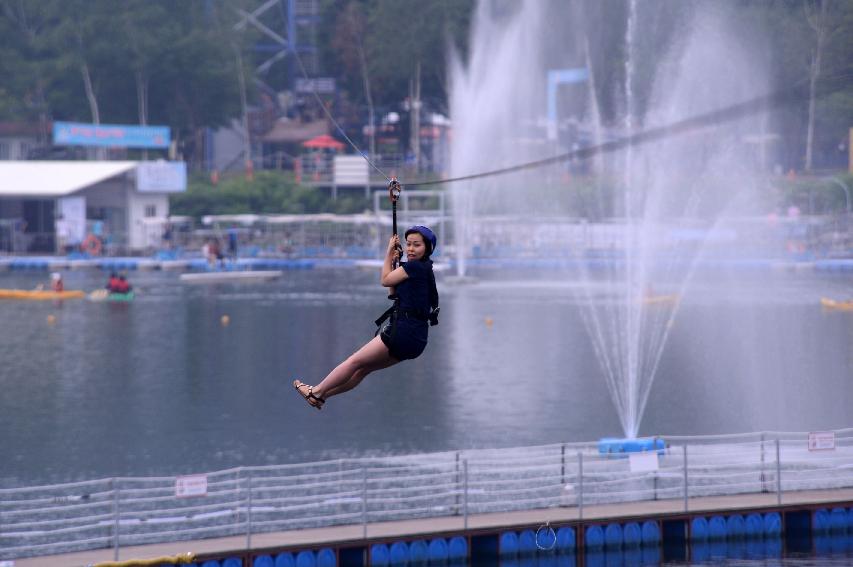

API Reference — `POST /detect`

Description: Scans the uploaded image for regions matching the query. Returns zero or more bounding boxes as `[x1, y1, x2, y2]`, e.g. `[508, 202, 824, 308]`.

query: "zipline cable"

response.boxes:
[404, 69, 853, 187]
[291, 33, 851, 190]
[291, 50, 391, 181]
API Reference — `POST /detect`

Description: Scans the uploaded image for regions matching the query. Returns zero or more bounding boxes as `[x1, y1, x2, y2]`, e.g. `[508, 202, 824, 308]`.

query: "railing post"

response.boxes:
[361, 467, 368, 539]
[760, 432, 767, 492]
[683, 445, 689, 512]
[776, 439, 782, 505]
[463, 459, 469, 530]
[112, 478, 120, 561]
[455, 451, 461, 515]
[577, 451, 584, 521]
[561, 443, 566, 485]
[246, 469, 253, 550]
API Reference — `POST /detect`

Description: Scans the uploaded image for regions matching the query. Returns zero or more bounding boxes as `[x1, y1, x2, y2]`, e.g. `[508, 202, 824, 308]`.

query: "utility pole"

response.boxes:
[410, 62, 421, 171]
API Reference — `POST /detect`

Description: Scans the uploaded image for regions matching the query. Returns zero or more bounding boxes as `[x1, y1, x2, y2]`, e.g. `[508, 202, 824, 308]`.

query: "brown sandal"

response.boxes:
[293, 379, 325, 410]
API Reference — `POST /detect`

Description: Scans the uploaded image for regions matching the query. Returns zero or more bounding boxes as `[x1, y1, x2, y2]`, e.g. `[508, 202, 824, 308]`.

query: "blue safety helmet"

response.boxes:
[404, 225, 437, 257]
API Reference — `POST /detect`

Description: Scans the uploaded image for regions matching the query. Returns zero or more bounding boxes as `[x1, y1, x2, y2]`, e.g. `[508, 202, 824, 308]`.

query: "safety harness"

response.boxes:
[374, 178, 439, 338]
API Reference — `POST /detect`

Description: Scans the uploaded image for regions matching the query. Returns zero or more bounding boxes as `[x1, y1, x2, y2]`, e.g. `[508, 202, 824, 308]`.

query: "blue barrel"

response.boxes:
[500, 531, 519, 555]
[830, 508, 847, 533]
[726, 514, 745, 539]
[642, 546, 660, 565]
[370, 544, 390, 566]
[389, 541, 408, 564]
[448, 536, 467, 560]
[623, 548, 642, 566]
[555, 527, 576, 552]
[692, 542, 709, 562]
[604, 523, 622, 548]
[584, 550, 604, 567]
[409, 540, 428, 563]
[622, 522, 641, 547]
[296, 550, 316, 567]
[690, 517, 709, 541]
[275, 552, 296, 567]
[727, 539, 746, 559]
[555, 554, 577, 567]
[201, 562, 220, 567]
[814, 535, 831, 555]
[428, 538, 448, 562]
[222, 559, 241, 567]
[745, 539, 765, 558]
[316, 548, 335, 567]
[518, 529, 537, 554]
[709, 516, 727, 540]
[745, 513, 763, 538]
[763, 512, 782, 538]
[254, 555, 274, 567]
[765, 537, 782, 557]
[848, 508, 853, 532]
[641, 520, 660, 545]
[585, 525, 604, 549]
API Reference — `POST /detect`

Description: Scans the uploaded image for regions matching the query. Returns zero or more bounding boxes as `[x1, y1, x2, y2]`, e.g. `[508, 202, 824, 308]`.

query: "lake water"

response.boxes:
[0, 267, 850, 487]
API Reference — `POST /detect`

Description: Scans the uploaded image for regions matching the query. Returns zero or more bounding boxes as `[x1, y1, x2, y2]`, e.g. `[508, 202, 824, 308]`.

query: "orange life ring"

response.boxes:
[82, 234, 102, 256]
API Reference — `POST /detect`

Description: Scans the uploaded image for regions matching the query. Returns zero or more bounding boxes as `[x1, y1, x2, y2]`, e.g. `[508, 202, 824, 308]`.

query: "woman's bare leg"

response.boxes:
[312, 336, 398, 399]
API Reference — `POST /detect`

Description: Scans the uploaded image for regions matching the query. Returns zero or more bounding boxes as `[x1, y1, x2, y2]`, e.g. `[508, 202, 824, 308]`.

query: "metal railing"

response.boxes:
[1, 428, 852, 561]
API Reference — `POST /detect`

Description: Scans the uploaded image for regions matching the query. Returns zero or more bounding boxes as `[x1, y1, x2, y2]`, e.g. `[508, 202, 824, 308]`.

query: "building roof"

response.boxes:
[262, 118, 329, 144]
[0, 161, 137, 197]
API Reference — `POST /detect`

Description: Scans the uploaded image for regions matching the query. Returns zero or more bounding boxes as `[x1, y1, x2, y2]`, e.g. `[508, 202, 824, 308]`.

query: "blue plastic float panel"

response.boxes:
[598, 437, 666, 455]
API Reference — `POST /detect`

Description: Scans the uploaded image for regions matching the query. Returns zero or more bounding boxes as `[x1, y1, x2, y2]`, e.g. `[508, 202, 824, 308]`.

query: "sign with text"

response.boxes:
[137, 161, 187, 193]
[175, 474, 208, 498]
[54, 121, 170, 148]
[629, 452, 659, 473]
[295, 77, 336, 94]
[808, 431, 836, 451]
[333, 155, 369, 186]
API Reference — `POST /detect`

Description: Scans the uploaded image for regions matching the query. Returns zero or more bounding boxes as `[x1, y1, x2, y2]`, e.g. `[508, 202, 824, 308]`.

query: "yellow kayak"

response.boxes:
[0, 289, 86, 300]
[820, 297, 853, 311]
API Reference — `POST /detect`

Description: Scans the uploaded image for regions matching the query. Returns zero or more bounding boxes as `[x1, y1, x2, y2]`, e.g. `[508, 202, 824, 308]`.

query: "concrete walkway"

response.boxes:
[12, 487, 853, 567]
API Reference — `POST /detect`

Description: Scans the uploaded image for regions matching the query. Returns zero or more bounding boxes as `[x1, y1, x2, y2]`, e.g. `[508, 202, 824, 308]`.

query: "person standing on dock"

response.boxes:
[293, 226, 440, 410]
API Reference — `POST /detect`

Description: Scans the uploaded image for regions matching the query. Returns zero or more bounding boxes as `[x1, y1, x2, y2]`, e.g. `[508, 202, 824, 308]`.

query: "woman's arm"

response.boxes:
[381, 235, 409, 288]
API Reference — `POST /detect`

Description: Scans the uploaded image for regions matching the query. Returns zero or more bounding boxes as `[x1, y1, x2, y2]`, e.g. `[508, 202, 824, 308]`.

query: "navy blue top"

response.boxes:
[397, 260, 432, 316]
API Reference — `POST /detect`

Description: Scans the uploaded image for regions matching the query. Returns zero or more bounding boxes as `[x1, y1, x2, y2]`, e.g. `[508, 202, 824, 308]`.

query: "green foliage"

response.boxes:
[169, 171, 373, 219]
[0, 0, 244, 158]
[319, 0, 475, 110]
[774, 173, 853, 214]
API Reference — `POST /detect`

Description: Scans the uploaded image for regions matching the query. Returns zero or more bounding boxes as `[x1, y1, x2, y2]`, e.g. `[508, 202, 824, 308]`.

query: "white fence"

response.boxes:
[2, 428, 852, 560]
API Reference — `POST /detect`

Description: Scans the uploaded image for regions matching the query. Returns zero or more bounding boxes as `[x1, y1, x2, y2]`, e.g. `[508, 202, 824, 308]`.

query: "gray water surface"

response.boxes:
[0, 268, 850, 487]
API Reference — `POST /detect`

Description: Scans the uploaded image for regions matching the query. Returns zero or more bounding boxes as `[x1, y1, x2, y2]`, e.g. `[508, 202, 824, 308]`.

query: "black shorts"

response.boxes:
[380, 319, 428, 361]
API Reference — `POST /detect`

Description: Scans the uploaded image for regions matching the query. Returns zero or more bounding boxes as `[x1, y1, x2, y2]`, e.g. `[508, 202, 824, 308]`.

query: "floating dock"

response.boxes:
[12, 487, 853, 567]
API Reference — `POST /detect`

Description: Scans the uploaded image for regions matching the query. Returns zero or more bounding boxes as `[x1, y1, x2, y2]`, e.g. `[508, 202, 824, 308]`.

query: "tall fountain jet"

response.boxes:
[449, 1, 771, 438]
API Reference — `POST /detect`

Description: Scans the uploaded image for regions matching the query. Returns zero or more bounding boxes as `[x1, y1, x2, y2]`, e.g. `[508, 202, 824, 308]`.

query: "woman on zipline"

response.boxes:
[293, 225, 439, 410]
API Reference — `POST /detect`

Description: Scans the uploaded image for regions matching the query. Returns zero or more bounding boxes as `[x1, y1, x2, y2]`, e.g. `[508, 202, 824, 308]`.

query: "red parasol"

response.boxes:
[301, 135, 346, 150]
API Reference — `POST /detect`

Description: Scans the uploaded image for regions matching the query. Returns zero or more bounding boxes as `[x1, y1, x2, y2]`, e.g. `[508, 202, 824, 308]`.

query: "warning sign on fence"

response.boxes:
[175, 474, 208, 498]
[808, 431, 836, 451]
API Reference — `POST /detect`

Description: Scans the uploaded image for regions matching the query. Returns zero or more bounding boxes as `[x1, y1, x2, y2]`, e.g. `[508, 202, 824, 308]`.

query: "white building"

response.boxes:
[0, 161, 186, 254]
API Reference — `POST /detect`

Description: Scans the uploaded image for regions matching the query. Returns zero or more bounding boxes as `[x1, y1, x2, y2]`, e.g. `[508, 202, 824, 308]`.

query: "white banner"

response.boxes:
[333, 155, 369, 186]
[175, 474, 208, 498]
[57, 196, 86, 245]
[137, 161, 187, 193]
[629, 452, 660, 473]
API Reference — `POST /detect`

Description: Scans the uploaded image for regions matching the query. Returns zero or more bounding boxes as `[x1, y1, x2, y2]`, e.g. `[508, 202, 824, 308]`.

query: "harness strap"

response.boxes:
[374, 303, 397, 327]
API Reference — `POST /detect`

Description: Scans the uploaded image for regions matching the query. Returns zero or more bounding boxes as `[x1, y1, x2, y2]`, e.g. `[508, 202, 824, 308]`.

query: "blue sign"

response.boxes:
[53, 121, 170, 149]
